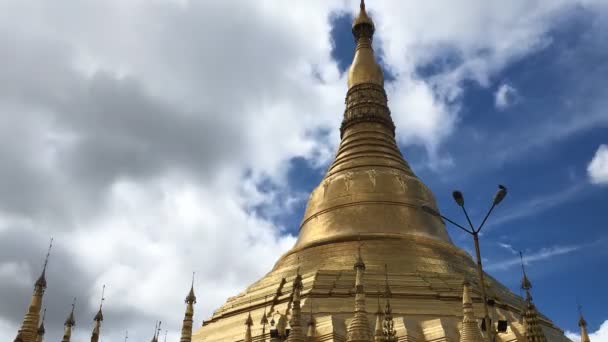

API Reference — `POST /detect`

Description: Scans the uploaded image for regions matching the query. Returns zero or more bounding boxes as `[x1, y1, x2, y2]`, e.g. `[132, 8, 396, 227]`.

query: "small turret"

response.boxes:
[90, 285, 105, 342]
[180, 273, 197, 342]
[14, 238, 53, 342]
[374, 286, 384, 342]
[346, 244, 372, 342]
[35, 308, 46, 342]
[244, 312, 254, 342]
[578, 306, 591, 342]
[261, 297, 269, 342]
[459, 281, 484, 342]
[61, 298, 77, 342]
[520, 253, 547, 342]
[286, 269, 305, 342]
[383, 265, 396, 342]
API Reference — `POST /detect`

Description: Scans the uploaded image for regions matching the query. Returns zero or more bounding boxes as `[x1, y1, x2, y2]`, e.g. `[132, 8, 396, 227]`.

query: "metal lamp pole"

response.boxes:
[422, 185, 507, 342]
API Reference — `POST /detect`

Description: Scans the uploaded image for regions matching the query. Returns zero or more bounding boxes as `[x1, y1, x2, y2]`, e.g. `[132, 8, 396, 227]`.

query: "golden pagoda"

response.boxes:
[192, 1, 571, 341]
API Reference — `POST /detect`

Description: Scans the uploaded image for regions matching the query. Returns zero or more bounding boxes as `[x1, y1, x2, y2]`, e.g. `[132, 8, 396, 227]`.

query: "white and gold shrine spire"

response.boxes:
[459, 281, 484, 342]
[181, 274, 197, 342]
[35, 308, 46, 342]
[286, 269, 305, 342]
[14, 239, 53, 342]
[578, 306, 591, 342]
[90, 285, 105, 342]
[346, 246, 372, 342]
[520, 253, 547, 342]
[61, 298, 77, 342]
[383, 265, 396, 342]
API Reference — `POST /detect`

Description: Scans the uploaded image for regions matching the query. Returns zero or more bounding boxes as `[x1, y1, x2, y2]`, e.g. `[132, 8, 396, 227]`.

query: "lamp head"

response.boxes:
[421, 205, 439, 217]
[452, 191, 465, 207]
[493, 185, 507, 205]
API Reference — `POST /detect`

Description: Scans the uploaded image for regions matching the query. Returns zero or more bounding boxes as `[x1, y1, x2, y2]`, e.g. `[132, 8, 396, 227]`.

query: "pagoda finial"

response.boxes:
[346, 249, 372, 342]
[14, 238, 53, 342]
[520, 252, 532, 294]
[61, 298, 77, 342]
[35, 308, 46, 342]
[307, 297, 316, 338]
[244, 311, 254, 342]
[91, 285, 105, 342]
[124, 330, 128, 342]
[286, 269, 305, 342]
[360, 0, 365, 10]
[518, 254, 547, 342]
[459, 281, 484, 342]
[261, 295, 269, 341]
[181, 274, 197, 342]
[374, 285, 384, 342]
[383, 265, 396, 342]
[578, 305, 591, 342]
[35, 238, 53, 291]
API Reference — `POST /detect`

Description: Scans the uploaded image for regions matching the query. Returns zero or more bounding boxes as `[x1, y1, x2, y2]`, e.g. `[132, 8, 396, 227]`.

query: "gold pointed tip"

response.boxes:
[360, 0, 365, 10]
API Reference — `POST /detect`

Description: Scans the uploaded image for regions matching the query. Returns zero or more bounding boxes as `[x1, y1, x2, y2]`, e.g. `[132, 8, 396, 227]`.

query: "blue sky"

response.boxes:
[278, 8, 608, 335]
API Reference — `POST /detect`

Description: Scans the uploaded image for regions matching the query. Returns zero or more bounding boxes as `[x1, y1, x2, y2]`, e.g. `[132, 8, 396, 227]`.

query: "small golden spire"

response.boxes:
[306, 298, 315, 339]
[91, 285, 106, 342]
[61, 298, 77, 342]
[459, 281, 484, 342]
[14, 238, 53, 342]
[286, 269, 305, 342]
[348, 0, 383, 89]
[578, 306, 591, 342]
[260, 296, 269, 341]
[35, 308, 46, 342]
[244, 311, 254, 342]
[374, 285, 384, 342]
[383, 265, 396, 342]
[519, 253, 547, 342]
[346, 248, 372, 342]
[181, 273, 197, 342]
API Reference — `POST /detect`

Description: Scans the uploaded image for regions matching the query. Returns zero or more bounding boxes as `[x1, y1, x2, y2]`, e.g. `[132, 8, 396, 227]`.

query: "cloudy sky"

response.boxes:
[0, 0, 607, 341]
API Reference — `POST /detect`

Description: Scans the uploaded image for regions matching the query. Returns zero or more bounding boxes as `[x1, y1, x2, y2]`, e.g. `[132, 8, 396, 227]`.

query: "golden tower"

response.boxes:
[181, 275, 197, 342]
[459, 281, 484, 342]
[90, 285, 105, 342]
[35, 309, 46, 342]
[14, 239, 52, 342]
[578, 308, 591, 342]
[61, 299, 77, 342]
[192, 1, 571, 341]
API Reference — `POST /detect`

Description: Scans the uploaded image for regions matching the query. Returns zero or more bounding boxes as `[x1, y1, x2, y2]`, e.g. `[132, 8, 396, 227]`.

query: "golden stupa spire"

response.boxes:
[374, 285, 384, 342]
[578, 306, 591, 342]
[61, 298, 77, 342]
[14, 238, 53, 342]
[35, 308, 46, 342]
[348, 0, 383, 89]
[244, 311, 254, 342]
[346, 245, 372, 342]
[286, 268, 305, 342]
[459, 281, 484, 342]
[90, 285, 105, 342]
[181, 273, 197, 342]
[260, 296, 269, 342]
[383, 265, 396, 342]
[519, 253, 547, 342]
[306, 298, 315, 339]
[151, 321, 162, 342]
[293, 0, 450, 252]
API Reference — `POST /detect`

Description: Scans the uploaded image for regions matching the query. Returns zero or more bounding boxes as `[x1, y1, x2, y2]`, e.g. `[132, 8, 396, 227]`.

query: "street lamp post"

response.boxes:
[421, 185, 507, 342]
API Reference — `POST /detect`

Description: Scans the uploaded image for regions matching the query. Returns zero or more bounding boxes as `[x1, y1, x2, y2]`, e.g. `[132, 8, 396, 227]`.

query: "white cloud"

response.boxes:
[588, 144, 608, 185]
[566, 319, 608, 342]
[486, 244, 581, 271]
[495, 83, 519, 110]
